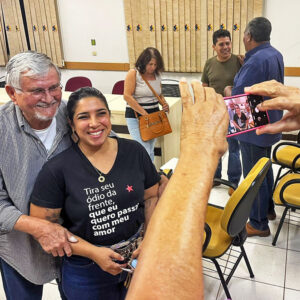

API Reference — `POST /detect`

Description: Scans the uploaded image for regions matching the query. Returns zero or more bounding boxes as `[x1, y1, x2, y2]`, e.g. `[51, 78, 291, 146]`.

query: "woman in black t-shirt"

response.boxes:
[30, 87, 160, 300]
[232, 105, 249, 132]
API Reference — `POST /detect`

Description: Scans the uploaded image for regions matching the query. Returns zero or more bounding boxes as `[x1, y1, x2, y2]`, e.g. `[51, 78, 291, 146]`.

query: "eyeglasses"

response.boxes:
[14, 83, 63, 97]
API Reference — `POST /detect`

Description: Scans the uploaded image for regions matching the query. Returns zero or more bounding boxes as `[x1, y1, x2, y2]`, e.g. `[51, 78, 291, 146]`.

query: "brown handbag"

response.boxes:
[135, 74, 172, 142]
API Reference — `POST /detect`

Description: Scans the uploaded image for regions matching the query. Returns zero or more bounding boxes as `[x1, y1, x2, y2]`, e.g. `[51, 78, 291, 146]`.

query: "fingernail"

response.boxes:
[191, 79, 200, 83]
[244, 87, 250, 92]
[68, 236, 78, 242]
[180, 77, 187, 82]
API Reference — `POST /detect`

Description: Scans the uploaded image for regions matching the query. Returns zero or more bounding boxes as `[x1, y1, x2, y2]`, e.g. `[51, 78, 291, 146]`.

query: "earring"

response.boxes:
[71, 130, 79, 143]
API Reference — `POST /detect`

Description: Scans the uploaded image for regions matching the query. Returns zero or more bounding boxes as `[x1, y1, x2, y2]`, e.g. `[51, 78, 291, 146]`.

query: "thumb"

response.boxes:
[131, 248, 139, 259]
[111, 250, 125, 262]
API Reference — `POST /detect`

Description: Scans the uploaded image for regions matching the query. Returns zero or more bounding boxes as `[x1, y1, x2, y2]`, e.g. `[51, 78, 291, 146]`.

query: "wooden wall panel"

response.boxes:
[154, 0, 162, 53]
[190, 0, 196, 72]
[0, 12, 7, 65]
[160, 0, 168, 70]
[200, 0, 208, 70]
[173, 0, 180, 71]
[240, 0, 247, 55]
[232, 0, 241, 55]
[124, 0, 135, 68]
[184, 0, 191, 72]
[227, 0, 234, 42]
[207, 0, 214, 58]
[166, 0, 174, 71]
[179, 0, 185, 71]
[148, 0, 156, 47]
[195, 0, 201, 71]
[141, 0, 150, 48]
[124, 0, 264, 72]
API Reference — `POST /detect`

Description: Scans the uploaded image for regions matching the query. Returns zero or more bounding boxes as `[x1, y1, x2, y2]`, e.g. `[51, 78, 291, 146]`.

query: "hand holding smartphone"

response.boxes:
[224, 94, 269, 137]
[121, 258, 138, 273]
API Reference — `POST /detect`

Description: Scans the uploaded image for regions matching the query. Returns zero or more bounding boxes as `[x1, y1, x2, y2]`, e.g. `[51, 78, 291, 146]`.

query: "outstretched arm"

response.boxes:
[126, 80, 228, 300]
[244, 80, 300, 134]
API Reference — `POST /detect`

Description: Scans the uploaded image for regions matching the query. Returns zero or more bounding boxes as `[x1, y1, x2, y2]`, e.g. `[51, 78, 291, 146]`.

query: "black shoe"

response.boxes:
[267, 210, 276, 221]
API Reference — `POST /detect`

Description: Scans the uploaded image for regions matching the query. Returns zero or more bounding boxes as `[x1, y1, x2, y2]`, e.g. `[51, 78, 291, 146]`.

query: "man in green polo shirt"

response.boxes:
[202, 29, 242, 194]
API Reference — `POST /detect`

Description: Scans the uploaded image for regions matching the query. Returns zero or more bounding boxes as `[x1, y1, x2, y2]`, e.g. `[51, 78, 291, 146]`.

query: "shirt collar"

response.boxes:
[245, 42, 271, 62]
[15, 105, 28, 129]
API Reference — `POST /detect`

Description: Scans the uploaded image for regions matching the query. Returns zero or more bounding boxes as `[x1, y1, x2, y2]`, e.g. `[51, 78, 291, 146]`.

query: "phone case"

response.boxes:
[224, 93, 270, 138]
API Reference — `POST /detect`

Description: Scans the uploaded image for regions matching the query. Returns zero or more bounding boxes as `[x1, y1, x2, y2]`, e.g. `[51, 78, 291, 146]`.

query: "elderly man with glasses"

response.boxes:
[0, 51, 74, 299]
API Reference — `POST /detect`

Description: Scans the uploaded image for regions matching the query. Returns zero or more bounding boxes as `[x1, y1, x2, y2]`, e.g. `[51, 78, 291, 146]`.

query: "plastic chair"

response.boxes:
[65, 76, 92, 92]
[272, 173, 300, 246]
[161, 79, 180, 97]
[112, 80, 125, 95]
[272, 131, 300, 189]
[203, 157, 272, 300]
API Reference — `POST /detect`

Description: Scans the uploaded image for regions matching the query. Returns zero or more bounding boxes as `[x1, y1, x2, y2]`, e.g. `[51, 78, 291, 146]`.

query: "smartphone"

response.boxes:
[224, 94, 269, 137]
[121, 259, 138, 273]
[129, 259, 138, 269]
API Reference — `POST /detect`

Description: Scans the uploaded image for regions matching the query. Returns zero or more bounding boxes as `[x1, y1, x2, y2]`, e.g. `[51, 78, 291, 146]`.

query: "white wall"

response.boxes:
[264, 0, 300, 87]
[0, 0, 300, 91]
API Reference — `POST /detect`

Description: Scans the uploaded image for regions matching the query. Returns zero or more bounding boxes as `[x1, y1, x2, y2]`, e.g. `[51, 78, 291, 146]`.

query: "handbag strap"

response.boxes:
[140, 73, 166, 106]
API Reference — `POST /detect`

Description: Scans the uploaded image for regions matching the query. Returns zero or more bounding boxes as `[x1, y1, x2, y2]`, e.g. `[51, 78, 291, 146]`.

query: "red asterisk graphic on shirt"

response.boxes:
[126, 185, 133, 192]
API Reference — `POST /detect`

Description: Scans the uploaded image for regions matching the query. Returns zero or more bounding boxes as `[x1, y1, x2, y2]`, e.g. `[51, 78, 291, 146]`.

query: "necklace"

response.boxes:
[93, 167, 105, 183]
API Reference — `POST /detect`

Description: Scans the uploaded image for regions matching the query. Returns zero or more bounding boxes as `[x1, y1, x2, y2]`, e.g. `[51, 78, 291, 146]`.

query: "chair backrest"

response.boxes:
[65, 76, 92, 92]
[161, 79, 180, 97]
[221, 157, 272, 237]
[112, 80, 125, 95]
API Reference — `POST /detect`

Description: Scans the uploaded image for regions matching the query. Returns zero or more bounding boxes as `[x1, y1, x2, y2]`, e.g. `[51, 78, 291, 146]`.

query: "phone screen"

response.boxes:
[224, 94, 269, 137]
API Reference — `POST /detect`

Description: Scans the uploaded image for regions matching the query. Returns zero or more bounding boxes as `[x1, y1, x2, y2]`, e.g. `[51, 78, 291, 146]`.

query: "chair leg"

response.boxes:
[211, 258, 232, 300]
[226, 253, 243, 284]
[240, 245, 254, 278]
[272, 207, 289, 246]
[272, 166, 283, 192]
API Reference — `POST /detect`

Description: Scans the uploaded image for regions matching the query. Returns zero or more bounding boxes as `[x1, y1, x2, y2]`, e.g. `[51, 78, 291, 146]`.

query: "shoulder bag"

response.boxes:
[134, 74, 172, 141]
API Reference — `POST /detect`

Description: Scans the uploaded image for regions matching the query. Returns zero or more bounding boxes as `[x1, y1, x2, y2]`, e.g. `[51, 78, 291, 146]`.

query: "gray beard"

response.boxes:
[34, 106, 59, 121]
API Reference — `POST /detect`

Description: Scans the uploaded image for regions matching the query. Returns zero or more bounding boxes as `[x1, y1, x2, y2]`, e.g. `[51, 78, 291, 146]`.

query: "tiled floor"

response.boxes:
[1, 151, 300, 299]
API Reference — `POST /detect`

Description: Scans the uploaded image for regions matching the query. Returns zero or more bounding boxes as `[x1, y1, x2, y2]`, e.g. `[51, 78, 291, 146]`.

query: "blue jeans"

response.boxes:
[0, 258, 66, 300]
[239, 141, 275, 231]
[215, 138, 241, 185]
[62, 256, 127, 300]
[126, 118, 156, 162]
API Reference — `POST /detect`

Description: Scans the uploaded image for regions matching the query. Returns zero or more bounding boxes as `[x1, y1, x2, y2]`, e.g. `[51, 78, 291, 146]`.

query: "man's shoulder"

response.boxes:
[230, 54, 241, 62]
[251, 44, 283, 62]
[0, 102, 16, 127]
[204, 56, 218, 66]
[0, 101, 15, 116]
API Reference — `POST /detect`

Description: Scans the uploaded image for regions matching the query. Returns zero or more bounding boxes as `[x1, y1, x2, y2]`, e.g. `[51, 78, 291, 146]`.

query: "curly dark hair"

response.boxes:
[135, 47, 164, 74]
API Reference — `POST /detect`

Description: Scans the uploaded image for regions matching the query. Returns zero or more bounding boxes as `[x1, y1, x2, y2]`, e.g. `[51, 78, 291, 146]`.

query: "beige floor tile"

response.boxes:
[203, 274, 221, 300]
[217, 277, 284, 300]
[233, 242, 286, 287]
[285, 249, 300, 290]
[285, 288, 300, 300]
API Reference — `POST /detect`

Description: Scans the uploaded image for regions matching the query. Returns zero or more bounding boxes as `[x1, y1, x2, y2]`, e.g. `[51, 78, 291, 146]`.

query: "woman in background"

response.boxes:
[124, 47, 169, 162]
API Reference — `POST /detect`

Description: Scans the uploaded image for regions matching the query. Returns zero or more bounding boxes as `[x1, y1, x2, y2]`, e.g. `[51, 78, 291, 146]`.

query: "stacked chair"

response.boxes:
[271, 133, 300, 246]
